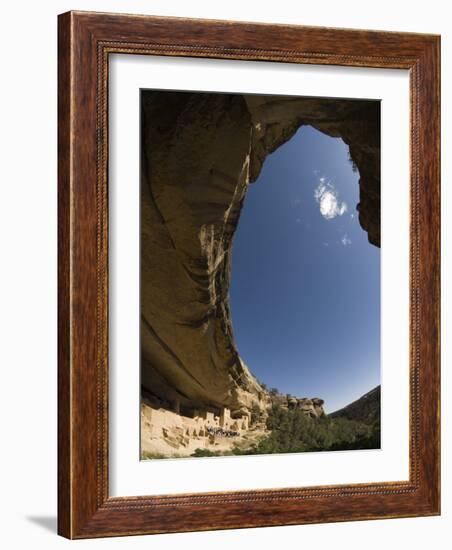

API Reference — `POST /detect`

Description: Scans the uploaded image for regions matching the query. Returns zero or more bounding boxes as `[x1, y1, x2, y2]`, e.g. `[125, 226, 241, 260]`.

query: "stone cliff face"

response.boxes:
[287, 397, 325, 418]
[140, 91, 380, 416]
[269, 393, 325, 418]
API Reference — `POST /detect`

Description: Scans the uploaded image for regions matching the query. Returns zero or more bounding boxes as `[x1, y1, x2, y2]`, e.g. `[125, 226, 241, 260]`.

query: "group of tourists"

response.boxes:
[206, 426, 239, 438]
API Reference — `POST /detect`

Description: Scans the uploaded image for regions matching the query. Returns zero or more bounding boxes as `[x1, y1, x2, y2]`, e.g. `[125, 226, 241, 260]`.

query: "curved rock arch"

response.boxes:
[140, 91, 380, 415]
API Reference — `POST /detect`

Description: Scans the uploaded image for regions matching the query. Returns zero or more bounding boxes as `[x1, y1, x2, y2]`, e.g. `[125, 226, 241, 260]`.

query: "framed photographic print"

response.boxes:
[58, 11, 440, 538]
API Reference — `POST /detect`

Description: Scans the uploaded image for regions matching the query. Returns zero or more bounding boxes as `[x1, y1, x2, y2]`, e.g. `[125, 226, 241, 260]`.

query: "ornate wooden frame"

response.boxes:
[58, 10, 440, 539]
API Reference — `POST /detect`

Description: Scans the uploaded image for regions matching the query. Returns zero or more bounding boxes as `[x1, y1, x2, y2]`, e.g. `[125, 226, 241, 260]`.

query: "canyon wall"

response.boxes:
[140, 91, 380, 417]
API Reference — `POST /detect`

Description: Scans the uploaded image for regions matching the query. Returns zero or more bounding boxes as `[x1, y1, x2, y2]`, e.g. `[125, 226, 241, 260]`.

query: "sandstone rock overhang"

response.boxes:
[140, 91, 380, 415]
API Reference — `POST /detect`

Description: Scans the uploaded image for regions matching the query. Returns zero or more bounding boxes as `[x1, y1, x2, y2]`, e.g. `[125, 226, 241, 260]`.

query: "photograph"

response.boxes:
[140, 90, 381, 459]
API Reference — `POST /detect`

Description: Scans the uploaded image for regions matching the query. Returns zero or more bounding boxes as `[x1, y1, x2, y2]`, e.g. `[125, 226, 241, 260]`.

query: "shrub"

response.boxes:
[191, 448, 223, 457]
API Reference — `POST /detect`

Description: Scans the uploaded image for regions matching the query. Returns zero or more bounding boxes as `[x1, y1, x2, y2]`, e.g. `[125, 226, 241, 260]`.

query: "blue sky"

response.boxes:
[229, 125, 380, 413]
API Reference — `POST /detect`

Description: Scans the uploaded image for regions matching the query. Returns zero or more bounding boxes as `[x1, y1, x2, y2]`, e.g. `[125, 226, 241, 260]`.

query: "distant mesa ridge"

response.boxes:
[330, 385, 381, 424]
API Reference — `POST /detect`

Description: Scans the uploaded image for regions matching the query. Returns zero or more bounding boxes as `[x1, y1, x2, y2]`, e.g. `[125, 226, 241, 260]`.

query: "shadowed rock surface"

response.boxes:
[140, 91, 380, 416]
